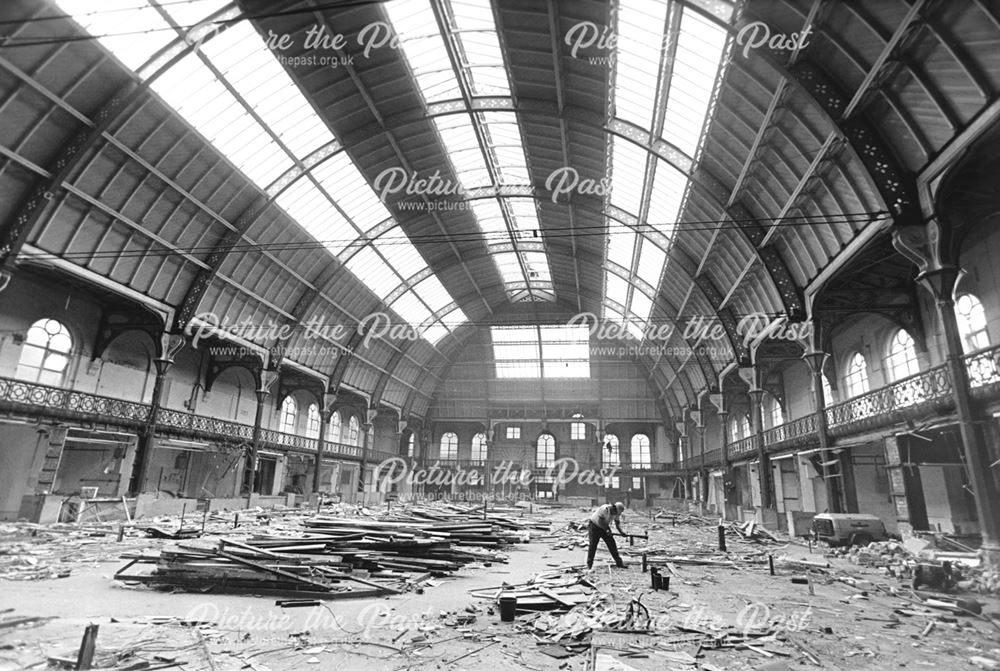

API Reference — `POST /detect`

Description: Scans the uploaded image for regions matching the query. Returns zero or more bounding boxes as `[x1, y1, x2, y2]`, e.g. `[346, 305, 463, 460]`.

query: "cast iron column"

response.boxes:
[313, 391, 337, 494]
[132, 356, 173, 493]
[747, 387, 770, 510]
[921, 268, 1000, 559]
[246, 369, 278, 495]
[802, 350, 841, 513]
[130, 333, 183, 494]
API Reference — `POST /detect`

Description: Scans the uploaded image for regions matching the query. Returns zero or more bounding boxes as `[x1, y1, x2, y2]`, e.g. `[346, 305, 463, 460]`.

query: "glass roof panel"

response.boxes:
[646, 161, 686, 238]
[57, 0, 176, 71]
[613, 0, 669, 126]
[661, 8, 728, 156]
[630, 289, 653, 324]
[606, 273, 629, 308]
[374, 238, 427, 280]
[312, 154, 393, 231]
[433, 114, 493, 190]
[610, 137, 648, 217]
[150, 50, 290, 187]
[494, 252, 524, 284]
[422, 321, 450, 345]
[201, 21, 334, 158]
[346, 245, 400, 299]
[413, 275, 453, 314]
[162, 0, 231, 26]
[608, 228, 637, 271]
[275, 178, 354, 254]
[636, 238, 666, 286]
[447, 0, 511, 97]
[471, 199, 508, 237]
[384, 1, 462, 103]
[389, 290, 433, 327]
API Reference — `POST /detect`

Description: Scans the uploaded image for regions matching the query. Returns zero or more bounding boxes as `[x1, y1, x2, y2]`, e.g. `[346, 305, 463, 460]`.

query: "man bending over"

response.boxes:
[587, 501, 627, 569]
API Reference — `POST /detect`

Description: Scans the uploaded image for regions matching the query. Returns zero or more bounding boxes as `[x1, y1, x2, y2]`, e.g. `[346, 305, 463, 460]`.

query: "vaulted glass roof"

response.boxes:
[57, 0, 468, 346]
[602, 0, 731, 340]
[385, 0, 554, 301]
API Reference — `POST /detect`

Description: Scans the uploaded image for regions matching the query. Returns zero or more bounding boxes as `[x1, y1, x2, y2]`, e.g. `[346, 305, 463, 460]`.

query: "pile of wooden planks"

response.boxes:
[728, 520, 782, 543]
[115, 538, 405, 599]
[469, 567, 596, 612]
[114, 507, 522, 598]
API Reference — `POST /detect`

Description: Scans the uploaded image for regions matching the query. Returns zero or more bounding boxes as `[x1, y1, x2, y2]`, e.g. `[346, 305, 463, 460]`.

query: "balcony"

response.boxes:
[715, 344, 1000, 466]
[0, 376, 391, 463]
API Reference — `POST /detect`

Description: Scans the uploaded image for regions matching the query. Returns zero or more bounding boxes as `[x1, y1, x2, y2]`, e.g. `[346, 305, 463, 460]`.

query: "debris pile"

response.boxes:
[470, 567, 597, 611]
[113, 501, 537, 599]
[727, 520, 783, 544]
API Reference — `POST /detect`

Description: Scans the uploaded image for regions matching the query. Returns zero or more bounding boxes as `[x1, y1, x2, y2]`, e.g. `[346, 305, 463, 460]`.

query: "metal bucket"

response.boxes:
[499, 595, 518, 621]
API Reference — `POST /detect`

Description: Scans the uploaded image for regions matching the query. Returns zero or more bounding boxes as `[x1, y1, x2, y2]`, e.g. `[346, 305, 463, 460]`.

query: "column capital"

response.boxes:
[915, 267, 963, 304]
[747, 387, 766, 403]
[257, 369, 279, 396]
[801, 350, 829, 374]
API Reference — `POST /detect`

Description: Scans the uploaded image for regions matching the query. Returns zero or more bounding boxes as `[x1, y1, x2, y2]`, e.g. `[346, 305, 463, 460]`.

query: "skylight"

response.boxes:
[58, 0, 469, 346]
[601, 0, 731, 341]
[385, 0, 554, 301]
[491, 325, 591, 379]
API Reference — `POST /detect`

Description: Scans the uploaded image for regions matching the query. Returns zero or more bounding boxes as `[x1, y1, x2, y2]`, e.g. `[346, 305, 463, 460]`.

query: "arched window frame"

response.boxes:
[279, 395, 297, 434]
[768, 396, 783, 429]
[348, 415, 360, 445]
[886, 329, 920, 382]
[844, 352, 870, 398]
[16, 318, 74, 387]
[537, 433, 556, 468]
[328, 410, 342, 443]
[471, 432, 488, 463]
[956, 293, 989, 354]
[306, 403, 320, 438]
[439, 431, 458, 460]
[630, 434, 650, 468]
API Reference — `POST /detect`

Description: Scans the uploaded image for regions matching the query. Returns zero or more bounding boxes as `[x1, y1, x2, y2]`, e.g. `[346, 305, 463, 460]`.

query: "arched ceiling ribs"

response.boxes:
[745, 29, 920, 226]
[254, 93, 798, 322]
[0, 73, 140, 274]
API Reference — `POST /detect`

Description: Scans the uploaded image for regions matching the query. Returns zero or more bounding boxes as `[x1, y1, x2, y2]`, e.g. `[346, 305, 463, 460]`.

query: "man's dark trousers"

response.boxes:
[587, 521, 624, 568]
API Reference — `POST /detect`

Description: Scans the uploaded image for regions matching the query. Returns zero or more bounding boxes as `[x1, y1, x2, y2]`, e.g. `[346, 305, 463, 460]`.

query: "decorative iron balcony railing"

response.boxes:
[0, 376, 393, 463]
[824, 365, 952, 434]
[0, 377, 149, 425]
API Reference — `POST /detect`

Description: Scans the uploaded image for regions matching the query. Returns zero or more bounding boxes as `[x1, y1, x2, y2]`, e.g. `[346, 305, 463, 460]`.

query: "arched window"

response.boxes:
[328, 410, 342, 443]
[471, 432, 488, 463]
[407, 432, 415, 458]
[728, 418, 740, 443]
[741, 415, 751, 439]
[537, 433, 556, 468]
[439, 432, 458, 460]
[769, 396, 783, 429]
[16, 318, 73, 387]
[306, 403, 320, 438]
[279, 396, 297, 434]
[603, 434, 620, 488]
[630, 434, 650, 469]
[845, 352, 870, 398]
[956, 294, 989, 353]
[886, 329, 919, 381]
[348, 415, 360, 445]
